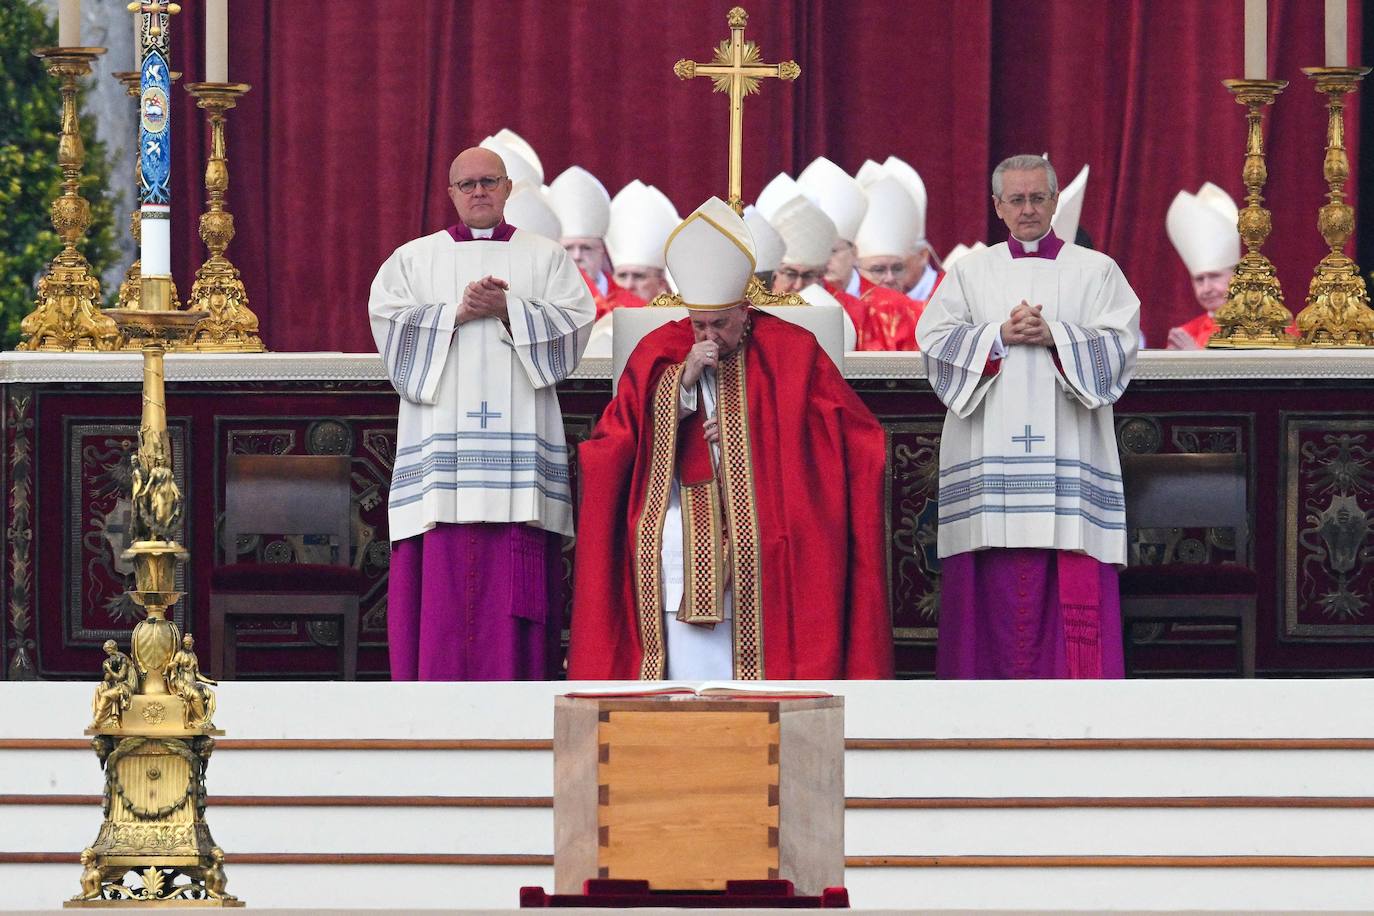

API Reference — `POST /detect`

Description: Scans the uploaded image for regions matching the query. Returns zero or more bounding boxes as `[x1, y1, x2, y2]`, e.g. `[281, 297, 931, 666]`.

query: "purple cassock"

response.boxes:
[935, 229, 1124, 680]
[388, 523, 563, 681]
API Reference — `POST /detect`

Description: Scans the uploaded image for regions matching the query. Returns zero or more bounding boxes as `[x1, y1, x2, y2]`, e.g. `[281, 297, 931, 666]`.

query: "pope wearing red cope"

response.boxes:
[569, 197, 893, 681]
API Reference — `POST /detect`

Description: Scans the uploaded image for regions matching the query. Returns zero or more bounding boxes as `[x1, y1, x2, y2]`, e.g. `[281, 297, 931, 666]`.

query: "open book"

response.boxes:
[562, 682, 832, 700]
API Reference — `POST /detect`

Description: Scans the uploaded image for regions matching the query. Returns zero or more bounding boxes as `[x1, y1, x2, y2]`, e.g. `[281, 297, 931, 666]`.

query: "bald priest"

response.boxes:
[369, 147, 595, 681]
[569, 198, 893, 681]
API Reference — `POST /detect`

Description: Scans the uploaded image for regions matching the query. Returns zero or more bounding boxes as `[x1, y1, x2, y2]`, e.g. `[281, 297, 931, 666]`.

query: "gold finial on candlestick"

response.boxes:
[18, 48, 120, 353]
[110, 70, 183, 321]
[674, 7, 800, 215]
[1294, 66, 1374, 347]
[185, 81, 264, 352]
[1208, 79, 1296, 349]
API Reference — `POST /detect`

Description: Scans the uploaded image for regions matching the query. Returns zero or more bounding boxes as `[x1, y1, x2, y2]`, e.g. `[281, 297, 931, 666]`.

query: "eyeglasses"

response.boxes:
[775, 267, 824, 284]
[862, 263, 907, 277]
[451, 175, 506, 194]
[999, 193, 1055, 208]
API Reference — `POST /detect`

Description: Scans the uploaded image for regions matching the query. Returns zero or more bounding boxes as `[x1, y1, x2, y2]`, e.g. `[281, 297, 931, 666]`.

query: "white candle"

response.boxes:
[58, 0, 80, 46]
[133, 8, 142, 66]
[1243, 0, 1266, 79]
[1325, 0, 1347, 67]
[206, 0, 228, 82]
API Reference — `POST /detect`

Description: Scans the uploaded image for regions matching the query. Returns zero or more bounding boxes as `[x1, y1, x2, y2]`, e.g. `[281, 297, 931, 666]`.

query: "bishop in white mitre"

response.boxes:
[369, 146, 595, 682]
[916, 154, 1139, 680]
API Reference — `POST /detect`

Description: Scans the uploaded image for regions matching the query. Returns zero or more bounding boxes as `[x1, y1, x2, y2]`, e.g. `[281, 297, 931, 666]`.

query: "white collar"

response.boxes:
[472, 226, 494, 239]
[1018, 229, 1052, 253]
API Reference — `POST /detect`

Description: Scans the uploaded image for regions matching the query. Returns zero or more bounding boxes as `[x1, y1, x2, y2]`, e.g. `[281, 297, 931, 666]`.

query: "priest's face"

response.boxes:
[824, 239, 857, 287]
[993, 168, 1058, 242]
[563, 237, 607, 278]
[448, 148, 512, 230]
[613, 265, 668, 302]
[858, 256, 909, 293]
[771, 262, 825, 294]
[689, 304, 750, 358]
[1191, 267, 1235, 315]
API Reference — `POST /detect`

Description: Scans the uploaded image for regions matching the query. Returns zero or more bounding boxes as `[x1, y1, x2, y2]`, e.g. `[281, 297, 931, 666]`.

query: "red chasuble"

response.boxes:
[1175, 312, 1219, 348]
[825, 282, 872, 350]
[858, 277, 923, 351]
[569, 311, 893, 680]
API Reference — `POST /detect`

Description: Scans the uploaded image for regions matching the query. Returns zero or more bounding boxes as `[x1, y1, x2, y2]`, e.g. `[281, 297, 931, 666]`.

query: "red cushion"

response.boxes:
[211, 562, 366, 594]
[1119, 563, 1256, 597]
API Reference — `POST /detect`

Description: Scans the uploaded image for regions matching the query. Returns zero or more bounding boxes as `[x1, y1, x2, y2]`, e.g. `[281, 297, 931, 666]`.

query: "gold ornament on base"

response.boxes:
[185, 82, 264, 352]
[68, 284, 241, 908]
[19, 48, 120, 353]
[110, 71, 183, 320]
[1208, 79, 1296, 349]
[1294, 66, 1374, 347]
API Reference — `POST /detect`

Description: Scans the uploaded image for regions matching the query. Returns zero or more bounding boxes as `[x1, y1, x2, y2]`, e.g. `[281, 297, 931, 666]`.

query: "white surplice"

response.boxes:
[916, 242, 1140, 565]
[369, 228, 595, 541]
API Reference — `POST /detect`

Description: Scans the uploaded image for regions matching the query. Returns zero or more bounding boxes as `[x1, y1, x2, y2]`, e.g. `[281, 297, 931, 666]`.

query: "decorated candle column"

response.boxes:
[131, 1, 177, 310]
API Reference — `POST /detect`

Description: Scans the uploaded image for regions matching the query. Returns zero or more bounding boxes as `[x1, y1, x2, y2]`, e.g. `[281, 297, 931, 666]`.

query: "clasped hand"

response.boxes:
[1000, 300, 1053, 347]
[457, 275, 509, 324]
[681, 341, 722, 445]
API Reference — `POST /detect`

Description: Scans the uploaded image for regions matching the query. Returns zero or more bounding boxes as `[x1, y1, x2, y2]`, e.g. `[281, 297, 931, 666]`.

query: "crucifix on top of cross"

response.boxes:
[674, 7, 800, 215]
[127, 1, 181, 39]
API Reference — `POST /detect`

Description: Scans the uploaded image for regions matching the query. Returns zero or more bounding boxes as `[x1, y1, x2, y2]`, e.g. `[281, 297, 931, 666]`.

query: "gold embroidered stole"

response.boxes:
[633, 350, 765, 680]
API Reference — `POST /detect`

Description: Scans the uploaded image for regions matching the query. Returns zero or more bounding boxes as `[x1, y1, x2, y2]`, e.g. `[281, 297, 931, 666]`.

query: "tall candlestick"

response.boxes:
[58, 0, 80, 46]
[133, 8, 142, 66]
[1325, 0, 1347, 68]
[206, 0, 228, 82]
[133, 1, 178, 310]
[1244, 0, 1266, 80]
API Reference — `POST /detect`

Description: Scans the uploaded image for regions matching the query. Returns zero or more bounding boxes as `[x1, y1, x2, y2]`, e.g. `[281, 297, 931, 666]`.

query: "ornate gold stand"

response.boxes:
[68, 284, 241, 907]
[19, 48, 120, 352]
[185, 82, 264, 351]
[1209, 79, 1296, 348]
[1294, 66, 1374, 347]
[111, 70, 183, 319]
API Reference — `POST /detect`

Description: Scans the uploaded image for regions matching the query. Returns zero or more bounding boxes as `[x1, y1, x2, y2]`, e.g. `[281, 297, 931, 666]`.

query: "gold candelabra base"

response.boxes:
[1294, 66, 1374, 347]
[1208, 78, 1296, 349]
[19, 47, 120, 353]
[185, 82, 264, 352]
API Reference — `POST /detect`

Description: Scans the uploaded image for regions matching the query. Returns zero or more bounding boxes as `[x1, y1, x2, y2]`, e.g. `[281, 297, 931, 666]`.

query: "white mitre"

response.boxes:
[1167, 182, 1241, 275]
[504, 181, 562, 241]
[942, 241, 986, 270]
[548, 166, 611, 239]
[772, 194, 838, 268]
[883, 155, 928, 248]
[665, 197, 756, 309]
[744, 206, 785, 274]
[1050, 163, 1089, 243]
[797, 156, 869, 242]
[605, 182, 679, 270]
[854, 159, 887, 188]
[488, 128, 544, 184]
[854, 175, 919, 259]
[479, 137, 540, 188]
[755, 173, 803, 220]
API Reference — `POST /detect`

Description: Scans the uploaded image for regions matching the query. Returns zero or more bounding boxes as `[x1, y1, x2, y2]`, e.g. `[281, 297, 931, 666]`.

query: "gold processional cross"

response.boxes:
[674, 7, 800, 215]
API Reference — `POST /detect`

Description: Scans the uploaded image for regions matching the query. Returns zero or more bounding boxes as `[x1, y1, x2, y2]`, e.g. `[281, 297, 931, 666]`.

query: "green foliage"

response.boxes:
[0, 0, 120, 350]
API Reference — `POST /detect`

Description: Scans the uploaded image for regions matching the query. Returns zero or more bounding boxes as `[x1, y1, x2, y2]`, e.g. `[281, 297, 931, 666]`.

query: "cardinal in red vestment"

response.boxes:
[569, 198, 893, 681]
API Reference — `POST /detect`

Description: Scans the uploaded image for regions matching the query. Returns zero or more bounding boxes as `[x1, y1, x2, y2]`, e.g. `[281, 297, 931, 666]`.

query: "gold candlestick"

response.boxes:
[185, 82, 264, 352]
[1209, 79, 1296, 348]
[1294, 66, 1374, 347]
[111, 70, 183, 320]
[18, 48, 120, 352]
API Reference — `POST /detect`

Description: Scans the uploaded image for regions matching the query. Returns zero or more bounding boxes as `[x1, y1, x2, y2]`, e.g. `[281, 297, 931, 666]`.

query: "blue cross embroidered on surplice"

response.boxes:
[1011, 424, 1046, 453]
[466, 401, 503, 429]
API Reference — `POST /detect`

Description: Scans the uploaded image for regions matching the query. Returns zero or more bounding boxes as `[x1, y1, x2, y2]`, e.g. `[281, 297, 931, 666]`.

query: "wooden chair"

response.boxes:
[1118, 453, 1256, 677]
[209, 455, 363, 679]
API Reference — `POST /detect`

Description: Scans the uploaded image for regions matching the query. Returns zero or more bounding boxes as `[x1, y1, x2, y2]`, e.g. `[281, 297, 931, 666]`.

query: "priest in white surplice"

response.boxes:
[369, 146, 595, 681]
[916, 154, 1140, 679]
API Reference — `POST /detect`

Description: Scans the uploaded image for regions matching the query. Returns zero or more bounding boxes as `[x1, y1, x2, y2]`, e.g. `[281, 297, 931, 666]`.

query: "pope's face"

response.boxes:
[689, 304, 750, 358]
[447, 149, 511, 230]
[993, 168, 1058, 242]
[562, 237, 606, 278]
[1191, 267, 1234, 315]
[824, 238, 857, 286]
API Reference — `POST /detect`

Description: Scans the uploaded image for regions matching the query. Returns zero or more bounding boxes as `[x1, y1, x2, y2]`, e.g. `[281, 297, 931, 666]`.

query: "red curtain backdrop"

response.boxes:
[166, 0, 1361, 352]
